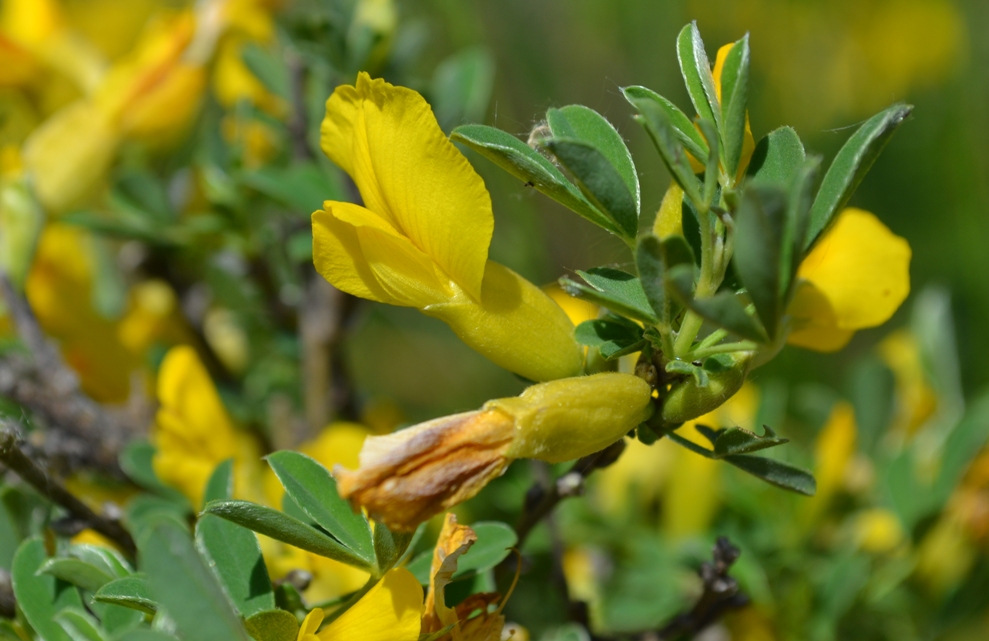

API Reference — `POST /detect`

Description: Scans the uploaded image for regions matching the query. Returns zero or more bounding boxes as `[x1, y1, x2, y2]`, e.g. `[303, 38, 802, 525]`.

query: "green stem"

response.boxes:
[673, 311, 704, 357]
[687, 341, 757, 361]
[696, 328, 728, 350]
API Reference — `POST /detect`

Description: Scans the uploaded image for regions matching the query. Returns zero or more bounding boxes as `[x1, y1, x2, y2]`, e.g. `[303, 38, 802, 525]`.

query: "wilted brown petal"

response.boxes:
[422, 513, 478, 633]
[334, 410, 513, 531]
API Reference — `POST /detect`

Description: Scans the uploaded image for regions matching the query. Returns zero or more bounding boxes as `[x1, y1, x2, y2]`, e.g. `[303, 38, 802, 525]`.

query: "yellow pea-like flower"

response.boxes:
[313, 72, 582, 382]
[788, 208, 911, 352]
[335, 372, 652, 531]
[298, 568, 423, 641]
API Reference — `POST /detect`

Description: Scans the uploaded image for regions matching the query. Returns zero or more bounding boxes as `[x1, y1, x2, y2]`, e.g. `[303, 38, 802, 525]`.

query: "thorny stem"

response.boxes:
[0, 424, 137, 559]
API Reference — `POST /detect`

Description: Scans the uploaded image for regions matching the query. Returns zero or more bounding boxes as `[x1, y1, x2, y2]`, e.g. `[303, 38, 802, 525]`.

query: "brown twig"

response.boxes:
[0, 423, 137, 559]
[514, 439, 627, 547]
[0, 275, 142, 472]
[650, 537, 748, 640]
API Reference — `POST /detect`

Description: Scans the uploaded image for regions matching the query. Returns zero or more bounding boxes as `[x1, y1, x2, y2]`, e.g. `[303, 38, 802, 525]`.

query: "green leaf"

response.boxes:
[408, 522, 517, 584]
[574, 317, 645, 360]
[560, 267, 657, 324]
[203, 459, 234, 508]
[932, 393, 989, 508]
[621, 86, 709, 163]
[661, 235, 696, 269]
[635, 235, 666, 320]
[713, 426, 789, 458]
[545, 139, 638, 238]
[68, 544, 132, 579]
[265, 451, 374, 564]
[666, 360, 710, 388]
[666, 265, 767, 342]
[547, 105, 640, 214]
[627, 96, 703, 205]
[115, 631, 177, 641]
[746, 127, 807, 188]
[244, 609, 300, 641]
[450, 125, 619, 235]
[431, 46, 495, 131]
[201, 500, 373, 571]
[240, 43, 290, 101]
[11, 538, 84, 641]
[139, 519, 251, 641]
[241, 162, 345, 213]
[94, 576, 158, 615]
[697, 118, 720, 205]
[724, 454, 816, 495]
[676, 22, 720, 130]
[372, 524, 415, 574]
[38, 558, 115, 593]
[806, 103, 912, 247]
[732, 185, 789, 339]
[55, 608, 107, 641]
[195, 512, 274, 617]
[719, 34, 750, 178]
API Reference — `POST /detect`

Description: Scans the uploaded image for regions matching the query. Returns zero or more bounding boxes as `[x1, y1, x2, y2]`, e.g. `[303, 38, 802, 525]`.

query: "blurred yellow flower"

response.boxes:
[853, 508, 904, 554]
[804, 401, 857, 524]
[788, 208, 911, 352]
[879, 329, 937, 435]
[313, 73, 582, 382]
[152, 345, 262, 507]
[299, 568, 422, 641]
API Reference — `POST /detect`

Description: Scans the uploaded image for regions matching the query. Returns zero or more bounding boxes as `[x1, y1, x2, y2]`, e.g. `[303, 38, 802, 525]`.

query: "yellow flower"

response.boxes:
[297, 568, 423, 641]
[853, 508, 904, 554]
[803, 401, 857, 524]
[788, 208, 911, 352]
[152, 345, 262, 507]
[313, 73, 582, 382]
[878, 329, 937, 435]
[336, 372, 653, 531]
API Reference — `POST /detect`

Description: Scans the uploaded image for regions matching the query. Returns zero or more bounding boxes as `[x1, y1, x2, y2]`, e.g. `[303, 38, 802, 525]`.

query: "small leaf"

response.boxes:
[118, 441, 187, 503]
[12, 539, 84, 641]
[621, 86, 709, 163]
[195, 512, 274, 617]
[666, 265, 767, 342]
[431, 47, 495, 131]
[560, 267, 657, 324]
[203, 459, 234, 508]
[695, 425, 724, 447]
[696, 118, 720, 204]
[719, 35, 750, 178]
[244, 609, 300, 641]
[713, 426, 789, 458]
[241, 162, 345, 213]
[746, 127, 807, 188]
[724, 455, 816, 495]
[55, 608, 107, 641]
[38, 558, 115, 593]
[627, 96, 703, 205]
[574, 317, 645, 360]
[806, 104, 912, 247]
[635, 234, 666, 319]
[547, 105, 640, 215]
[139, 519, 252, 641]
[732, 185, 789, 339]
[676, 22, 720, 130]
[94, 576, 158, 615]
[67, 544, 132, 579]
[240, 43, 290, 101]
[201, 500, 373, 571]
[408, 522, 517, 584]
[265, 451, 375, 563]
[372, 524, 415, 574]
[451, 125, 619, 234]
[661, 235, 696, 269]
[666, 360, 710, 388]
[546, 139, 639, 238]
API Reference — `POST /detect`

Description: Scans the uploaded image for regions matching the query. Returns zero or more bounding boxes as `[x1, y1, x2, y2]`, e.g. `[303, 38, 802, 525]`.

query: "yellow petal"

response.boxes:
[653, 183, 684, 239]
[312, 205, 392, 304]
[422, 513, 477, 633]
[789, 208, 911, 351]
[298, 608, 323, 641]
[320, 73, 493, 300]
[318, 569, 423, 641]
[22, 101, 120, 213]
[424, 261, 583, 382]
[543, 283, 599, 327]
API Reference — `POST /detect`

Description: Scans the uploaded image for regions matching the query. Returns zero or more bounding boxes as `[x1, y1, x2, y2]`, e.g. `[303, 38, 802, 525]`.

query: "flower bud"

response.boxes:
[660, 353, 752, 425]
[335, 373, 653, 530]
